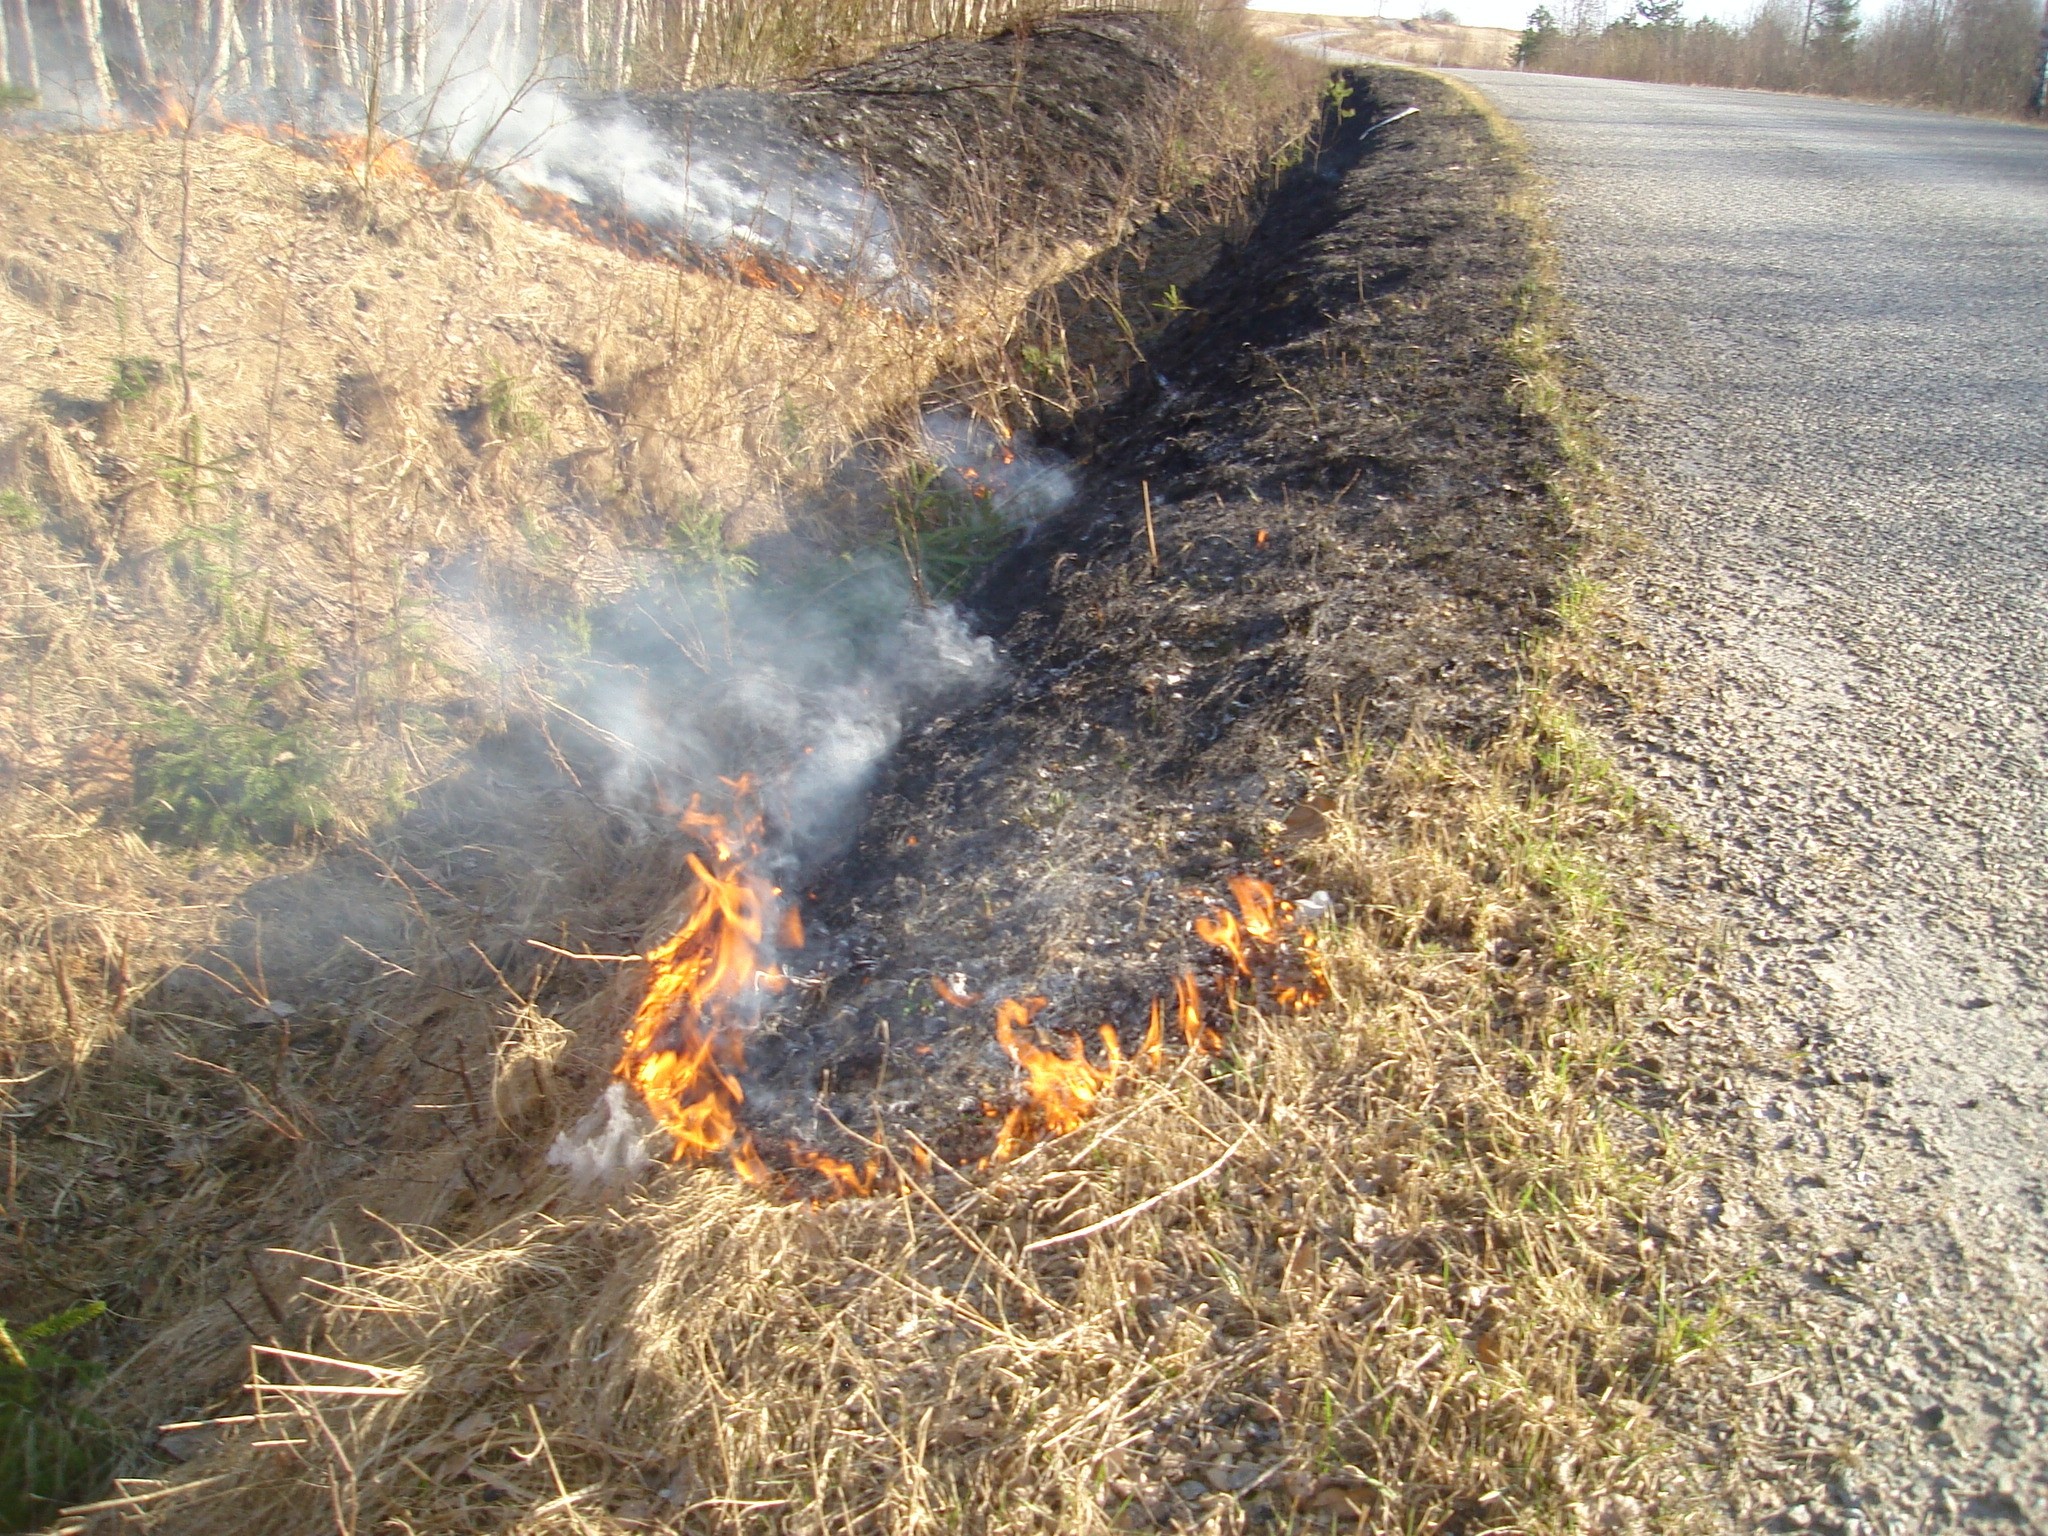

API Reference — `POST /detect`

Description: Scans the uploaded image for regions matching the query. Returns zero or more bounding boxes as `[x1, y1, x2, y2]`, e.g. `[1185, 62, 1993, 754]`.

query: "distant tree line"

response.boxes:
[0, 0, 1186, 113]
[1515, 0, 2048, 117]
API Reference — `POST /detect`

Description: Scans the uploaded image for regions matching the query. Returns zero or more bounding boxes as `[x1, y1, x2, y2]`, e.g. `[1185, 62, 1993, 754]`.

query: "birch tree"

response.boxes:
[72, 0, 117, 108]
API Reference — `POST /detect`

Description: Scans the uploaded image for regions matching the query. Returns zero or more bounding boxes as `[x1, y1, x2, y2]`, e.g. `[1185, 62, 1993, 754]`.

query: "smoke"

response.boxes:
[547, 1082, 660, 1188]
[535, 558, 996, 1188]
[379, 0, 907, 285]
[574, 556, 998, 874]
[918, 410, 1076, 531]
[446, 90, 905, 284]
[10, 0, 907, 288]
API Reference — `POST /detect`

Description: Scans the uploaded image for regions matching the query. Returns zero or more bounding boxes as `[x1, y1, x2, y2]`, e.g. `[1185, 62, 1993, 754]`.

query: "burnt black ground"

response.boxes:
[48, 49, 1578, 1445]
[789, 13, 1196, 278]
[546, 14, 1202, 295]
[747, 69, 1572, 1163]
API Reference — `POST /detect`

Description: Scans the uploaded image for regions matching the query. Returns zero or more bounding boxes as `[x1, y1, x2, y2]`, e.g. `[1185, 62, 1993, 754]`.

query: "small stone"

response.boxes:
[1175, 1481, 1206, 1504]
[1786, 1504, 1813, 1529]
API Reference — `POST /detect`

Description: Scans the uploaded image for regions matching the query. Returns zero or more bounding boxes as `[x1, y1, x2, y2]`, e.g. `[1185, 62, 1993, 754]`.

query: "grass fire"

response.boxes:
[0, 9, 1720, 1533]
[603, 780, 1326, 1202]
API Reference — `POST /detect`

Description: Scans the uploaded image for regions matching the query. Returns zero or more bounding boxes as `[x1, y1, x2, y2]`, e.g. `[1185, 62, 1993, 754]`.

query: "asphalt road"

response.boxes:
[1448, 73, 2048, 1530]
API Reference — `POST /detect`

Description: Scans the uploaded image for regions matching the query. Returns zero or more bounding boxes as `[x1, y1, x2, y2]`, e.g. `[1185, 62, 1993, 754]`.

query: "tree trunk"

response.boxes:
[73, 0, 116, 110]
[331, 0, 353, 88]
[606, 0, 627, 86]
[106, 0, 152, 87]
[13, 0, 39, 92]
[2031, 0, 2047, 113]
[227, 0, 251, 89]
[495, 0, 518, 77]
[253, 0, 275, 87]
[379, 0, 399, 92]
[358, 0, 378, 92]
[206, 0, 235, 91]
[401, 0, 420, 93]
[274, 0, 309, 90]
[302, 0, 334, 92]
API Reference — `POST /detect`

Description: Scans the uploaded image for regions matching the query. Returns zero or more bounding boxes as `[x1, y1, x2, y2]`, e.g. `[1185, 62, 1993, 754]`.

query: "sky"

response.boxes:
[1246, 0, 1761, 35]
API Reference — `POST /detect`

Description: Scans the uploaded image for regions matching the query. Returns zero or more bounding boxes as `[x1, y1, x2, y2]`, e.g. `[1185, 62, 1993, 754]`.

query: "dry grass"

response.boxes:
[2, 34, 1727, 1536]
[92, 666, 1706, 1536]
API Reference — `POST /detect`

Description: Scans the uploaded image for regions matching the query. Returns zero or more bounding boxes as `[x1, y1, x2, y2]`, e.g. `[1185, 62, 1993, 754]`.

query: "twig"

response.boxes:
[1142, 480, 1159, 572]
[524, 937, 643, 962]
[452, 1041, 485, 1132]
[44, 929, 79, 1036]
[249, 1344, 407, 1378]
[1022, 1129, 1253, 1253]
[244, 1251, 293, 1335]
[60, 1474, 233, 1516]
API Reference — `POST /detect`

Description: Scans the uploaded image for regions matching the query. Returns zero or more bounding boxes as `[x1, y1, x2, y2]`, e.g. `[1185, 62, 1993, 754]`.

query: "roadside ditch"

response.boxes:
[5, 47, 1720, 1536]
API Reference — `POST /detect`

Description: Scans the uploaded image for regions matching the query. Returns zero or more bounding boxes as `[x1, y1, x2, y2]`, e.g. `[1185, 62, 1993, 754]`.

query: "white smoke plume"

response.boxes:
[8, 0, 906, 286]
[393, 2, 906, 283]
[574, 558, 997, 872]
[918, 409, 1076, 531]
[546, 1081, 660, 1188]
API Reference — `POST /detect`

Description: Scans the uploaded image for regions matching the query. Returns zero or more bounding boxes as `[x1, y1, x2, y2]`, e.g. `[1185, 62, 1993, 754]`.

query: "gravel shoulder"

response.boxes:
[1451, 70, 2048, 1533]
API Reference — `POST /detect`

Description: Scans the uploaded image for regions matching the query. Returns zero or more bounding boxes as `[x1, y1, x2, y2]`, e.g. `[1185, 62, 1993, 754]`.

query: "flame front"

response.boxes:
[616, 793, 775, 1183]
[992, 998, 1118, 1159]
[615, 813, 1325, 1193]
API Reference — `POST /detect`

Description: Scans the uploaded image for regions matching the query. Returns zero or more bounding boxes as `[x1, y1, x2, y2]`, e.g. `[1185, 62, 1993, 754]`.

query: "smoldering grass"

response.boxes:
[126, 664, 1704, 1536]
[0, 20, 1331, 1526]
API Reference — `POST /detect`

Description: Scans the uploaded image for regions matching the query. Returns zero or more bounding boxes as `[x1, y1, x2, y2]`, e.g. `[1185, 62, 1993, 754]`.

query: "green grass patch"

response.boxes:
[0, 492, 39, 531]
[0, 1301, 120, 1534]
[134, 702, 337, 849]
[887, 460, 1013, 603]
[107, 356, 166, 404]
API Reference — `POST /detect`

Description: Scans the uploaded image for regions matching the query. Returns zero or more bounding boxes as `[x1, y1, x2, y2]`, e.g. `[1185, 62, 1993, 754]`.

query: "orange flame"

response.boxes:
[1195, 904, 1248, 976]
[1175, 972, 1224, 1054]
[1230, 875, 1283, 943]
[614, 795, 1325, 1193]
[1194, 876, 1327, 1011]
[991, 997, 1118, 1160]
[793, 1145, 880, 1198]
[616, 789, 776, 1183]
[931, 974, 982, 1008]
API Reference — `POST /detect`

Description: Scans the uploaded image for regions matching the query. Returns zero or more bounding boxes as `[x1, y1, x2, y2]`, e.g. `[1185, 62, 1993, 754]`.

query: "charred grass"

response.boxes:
[1, 67, 1724, 1536]
[0, 13, 1328, 1526]
[0, 35, 1726, 1536]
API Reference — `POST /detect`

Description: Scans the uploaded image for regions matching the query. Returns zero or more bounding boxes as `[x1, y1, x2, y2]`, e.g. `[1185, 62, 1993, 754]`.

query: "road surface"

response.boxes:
[1448, 72, 2048, 1531]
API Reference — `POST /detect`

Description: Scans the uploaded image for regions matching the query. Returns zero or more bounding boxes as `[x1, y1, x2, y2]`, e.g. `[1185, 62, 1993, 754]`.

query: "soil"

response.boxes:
[742, 68, 1570, 1165]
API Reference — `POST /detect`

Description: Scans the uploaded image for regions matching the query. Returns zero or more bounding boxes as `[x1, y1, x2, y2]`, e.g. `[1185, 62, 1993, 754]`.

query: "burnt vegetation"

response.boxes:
[0, 11, 1716, 1533]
